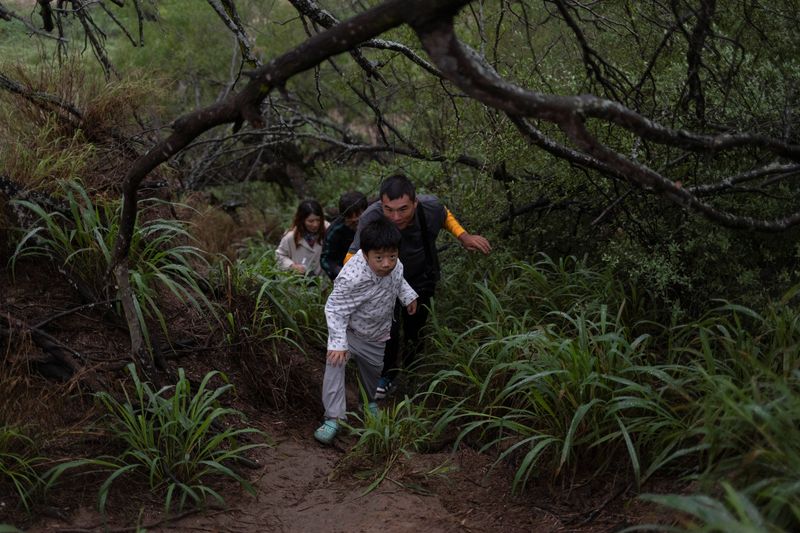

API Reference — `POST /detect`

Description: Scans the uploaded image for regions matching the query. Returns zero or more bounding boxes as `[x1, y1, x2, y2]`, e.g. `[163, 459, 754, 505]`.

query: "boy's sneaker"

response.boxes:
[375, 377, 393, 400]
[313, 419, 338, 445]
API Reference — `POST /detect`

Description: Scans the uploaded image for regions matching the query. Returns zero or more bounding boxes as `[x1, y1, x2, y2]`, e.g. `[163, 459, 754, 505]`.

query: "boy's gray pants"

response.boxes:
[322, 332, 384, 420]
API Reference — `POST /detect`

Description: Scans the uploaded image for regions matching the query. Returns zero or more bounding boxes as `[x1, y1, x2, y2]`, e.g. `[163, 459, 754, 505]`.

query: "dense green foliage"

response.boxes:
[425, 257, 800, 530]
[92, 365, 264, 512]
[2, 1, 800, 530]
[44, 365, 265, 513]
[11, 181, 216, 351]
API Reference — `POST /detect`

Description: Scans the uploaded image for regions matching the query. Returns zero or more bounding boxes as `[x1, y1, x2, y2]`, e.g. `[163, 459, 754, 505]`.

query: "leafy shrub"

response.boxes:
[639, 483, 783, 533]
[424, 256, 800, 531]
[11, 181, 216, 351]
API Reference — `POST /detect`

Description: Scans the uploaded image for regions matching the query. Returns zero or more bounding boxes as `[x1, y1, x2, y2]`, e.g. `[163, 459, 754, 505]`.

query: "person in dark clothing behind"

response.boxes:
[346, 174, 491, 398]
[321, 191, 368, 281]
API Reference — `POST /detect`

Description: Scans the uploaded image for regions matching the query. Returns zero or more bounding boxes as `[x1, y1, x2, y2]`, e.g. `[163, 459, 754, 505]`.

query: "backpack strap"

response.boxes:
[416, 203, 440, 282]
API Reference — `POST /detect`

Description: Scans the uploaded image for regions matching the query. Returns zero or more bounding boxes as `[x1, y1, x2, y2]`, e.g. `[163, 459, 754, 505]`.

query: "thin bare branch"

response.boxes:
[206, 0, 261, 67]
[412, 12, 800, 231]
[0, 0, 67, 40]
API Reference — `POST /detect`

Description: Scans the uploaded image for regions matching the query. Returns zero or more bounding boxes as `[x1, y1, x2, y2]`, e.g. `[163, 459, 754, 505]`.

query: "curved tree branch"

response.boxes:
[412, 15, 800, 161]
[411, 13, 800, 231]
[110, 0, 471, 269]
[0, 71, 82, 120]
[288, 0, 442, 79]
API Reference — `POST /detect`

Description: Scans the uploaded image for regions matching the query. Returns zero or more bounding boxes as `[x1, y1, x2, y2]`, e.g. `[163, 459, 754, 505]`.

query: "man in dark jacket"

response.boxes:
[347, 174, 491, 398]
[321, 191, 368, 280]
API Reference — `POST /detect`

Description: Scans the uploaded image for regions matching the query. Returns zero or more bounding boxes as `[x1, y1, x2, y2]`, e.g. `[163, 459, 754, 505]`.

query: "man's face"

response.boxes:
[344, 210, 362, 231]
[381, 194, 417, 230]
[365, 248, 399, 277]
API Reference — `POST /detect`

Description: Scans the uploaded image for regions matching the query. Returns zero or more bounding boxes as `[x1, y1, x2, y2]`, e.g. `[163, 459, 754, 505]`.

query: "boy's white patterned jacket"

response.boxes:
[324, 250, 418, 351]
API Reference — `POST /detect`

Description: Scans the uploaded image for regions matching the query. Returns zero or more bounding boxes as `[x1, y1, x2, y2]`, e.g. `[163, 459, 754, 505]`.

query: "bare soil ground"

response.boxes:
[1, 259, 671, 532]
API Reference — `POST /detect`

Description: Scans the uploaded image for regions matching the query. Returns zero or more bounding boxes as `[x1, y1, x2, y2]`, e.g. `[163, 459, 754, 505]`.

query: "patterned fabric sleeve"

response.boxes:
[325, 278, 355, 351]
[324, 258, 372, 351]
[399, 278, 418, 306]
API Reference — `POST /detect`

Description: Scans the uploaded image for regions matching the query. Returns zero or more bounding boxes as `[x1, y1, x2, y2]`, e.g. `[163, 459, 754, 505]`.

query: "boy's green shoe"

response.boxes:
[314, 419, 339, 445]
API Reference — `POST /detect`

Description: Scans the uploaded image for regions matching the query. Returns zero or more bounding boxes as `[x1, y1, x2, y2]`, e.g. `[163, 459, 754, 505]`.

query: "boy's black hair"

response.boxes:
[339, 190, 368, 217]
[379, 173, 416, 202]
[360, 217, 401, 254]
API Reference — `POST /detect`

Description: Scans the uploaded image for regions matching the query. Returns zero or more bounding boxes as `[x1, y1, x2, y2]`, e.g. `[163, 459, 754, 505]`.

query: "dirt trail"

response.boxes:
[28, 428, 554, 533]
[4, 263, 644, 533]
[174, 437, 466, 533]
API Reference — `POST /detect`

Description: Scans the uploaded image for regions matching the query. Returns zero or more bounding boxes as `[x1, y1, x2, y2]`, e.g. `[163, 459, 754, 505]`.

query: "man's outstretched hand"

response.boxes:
[458, 232, 492, 254]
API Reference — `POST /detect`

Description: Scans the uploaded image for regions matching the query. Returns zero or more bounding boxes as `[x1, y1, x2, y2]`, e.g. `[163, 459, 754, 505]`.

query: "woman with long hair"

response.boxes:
[275, 199, 328, 276]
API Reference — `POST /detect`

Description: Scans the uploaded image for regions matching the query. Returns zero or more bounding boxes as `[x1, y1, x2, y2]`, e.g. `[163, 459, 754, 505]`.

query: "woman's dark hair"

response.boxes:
[292, 199, 325, 246]
[339, 191, 368, 217]
[360, 217, 401, 254]
[379, 174, 416, 202]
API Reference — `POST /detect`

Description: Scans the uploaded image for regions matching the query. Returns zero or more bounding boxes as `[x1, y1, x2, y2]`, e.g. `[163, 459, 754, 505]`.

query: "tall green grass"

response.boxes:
[11, 180, 217, 351]
[422, 254, 800, 531]
[223, 237, 328, 348]
[427, 297, 685, 490]
[348, 392, 434, 465]
[62, 364, 266, 513]
[0, 426, 43, 512]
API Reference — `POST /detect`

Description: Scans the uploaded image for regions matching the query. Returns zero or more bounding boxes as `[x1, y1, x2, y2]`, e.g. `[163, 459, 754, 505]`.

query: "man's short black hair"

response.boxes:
[339, 190, 368, 217]
[360, 217, 401, 254]
[379, 173, 416, 202]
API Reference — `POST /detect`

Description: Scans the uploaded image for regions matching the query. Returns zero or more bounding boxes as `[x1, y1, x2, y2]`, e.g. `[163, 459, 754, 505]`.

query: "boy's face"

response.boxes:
[365, 248, 399, 277]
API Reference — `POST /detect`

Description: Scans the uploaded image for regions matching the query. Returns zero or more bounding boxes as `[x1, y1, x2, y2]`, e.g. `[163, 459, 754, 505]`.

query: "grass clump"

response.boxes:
[223, 237, 328, 348]
[0, 60, 164, 190]
[89, 364, 265, 512]
[11, 180, 216, 351]
[423, 255, 800, 531]
[206, 238, 327, 409]
[341, 392, 435, 494]
[349, 393, 434, 464]
[0, 426, 44, 513]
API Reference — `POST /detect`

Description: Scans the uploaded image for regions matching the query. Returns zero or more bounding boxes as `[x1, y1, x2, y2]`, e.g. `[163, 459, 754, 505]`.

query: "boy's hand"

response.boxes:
[327, 350, 348, 366]
[406, 299, 418, 315]
[291, 263, 307, 274]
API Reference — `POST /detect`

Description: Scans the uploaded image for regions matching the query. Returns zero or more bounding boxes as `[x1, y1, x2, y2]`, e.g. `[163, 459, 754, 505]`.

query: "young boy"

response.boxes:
[314, 217, 418, 445]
